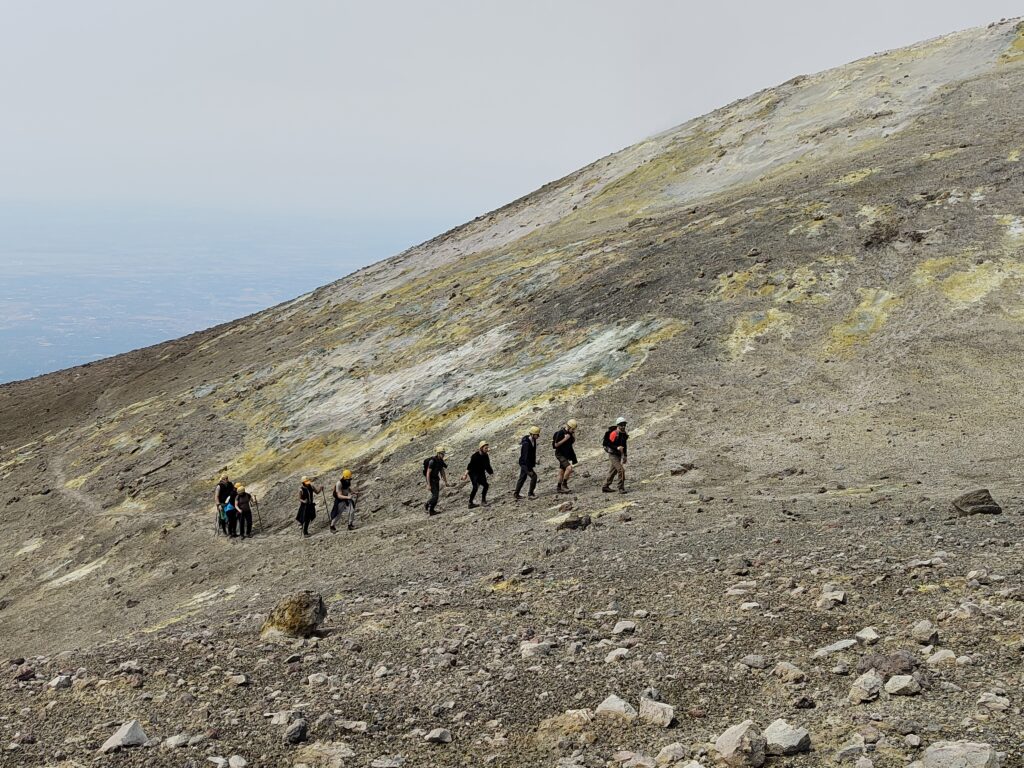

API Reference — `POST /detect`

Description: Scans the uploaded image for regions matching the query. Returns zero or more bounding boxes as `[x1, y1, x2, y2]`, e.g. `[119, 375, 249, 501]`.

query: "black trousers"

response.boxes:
[469, 474, 488, 504]
[426, 478, 440, 514]
[515, 466, 537, 496]
[239, 510, 252, 537]
[226, 508, 238, 537]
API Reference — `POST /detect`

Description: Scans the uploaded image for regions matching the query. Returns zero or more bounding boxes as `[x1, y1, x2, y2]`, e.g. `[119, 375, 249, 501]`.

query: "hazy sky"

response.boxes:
[1, 1, 1021, 229]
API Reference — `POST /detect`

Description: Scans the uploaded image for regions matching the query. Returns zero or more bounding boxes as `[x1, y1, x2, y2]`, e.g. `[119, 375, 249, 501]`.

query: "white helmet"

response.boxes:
[615, 417, 627, 426]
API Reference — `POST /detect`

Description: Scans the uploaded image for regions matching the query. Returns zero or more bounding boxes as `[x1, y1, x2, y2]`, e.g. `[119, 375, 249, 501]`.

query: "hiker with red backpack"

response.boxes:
[424, 446, 449, 516]
[602, 417, 629, 494]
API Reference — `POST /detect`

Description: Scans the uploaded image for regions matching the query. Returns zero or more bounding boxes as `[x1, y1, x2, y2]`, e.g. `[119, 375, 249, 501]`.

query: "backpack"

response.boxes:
[603, 427, 617, 451]
[423, 457, 433, 477]
[552, 428, 566, 450]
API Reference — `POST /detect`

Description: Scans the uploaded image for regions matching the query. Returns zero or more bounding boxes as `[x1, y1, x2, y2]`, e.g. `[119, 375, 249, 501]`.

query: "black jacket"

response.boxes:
[216, 480, 236, 505]
[519, 435, 538, 468]
[553, 429, 577, 463]
[467, 451, 493, 477]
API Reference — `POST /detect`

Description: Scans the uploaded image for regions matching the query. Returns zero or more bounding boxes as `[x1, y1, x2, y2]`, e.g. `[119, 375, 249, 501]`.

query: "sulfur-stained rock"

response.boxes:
[260, 591, 326, 640]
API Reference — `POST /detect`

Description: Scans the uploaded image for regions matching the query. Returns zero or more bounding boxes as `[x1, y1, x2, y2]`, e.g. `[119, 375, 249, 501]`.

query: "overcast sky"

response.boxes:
[1, 1, 1021, 230]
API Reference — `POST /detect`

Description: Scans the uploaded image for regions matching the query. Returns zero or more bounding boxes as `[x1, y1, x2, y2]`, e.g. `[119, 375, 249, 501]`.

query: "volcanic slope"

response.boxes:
[2, 19, 1024, 768]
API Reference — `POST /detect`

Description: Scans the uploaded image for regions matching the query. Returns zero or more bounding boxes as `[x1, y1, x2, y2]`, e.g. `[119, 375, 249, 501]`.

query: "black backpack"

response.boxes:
[602, 427, 616, 450]
[552, 428, 566, 450]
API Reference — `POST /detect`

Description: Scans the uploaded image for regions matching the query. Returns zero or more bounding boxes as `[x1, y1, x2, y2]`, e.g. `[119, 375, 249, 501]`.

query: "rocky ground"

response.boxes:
[2, 17, 1024, 768]
[2, 477, 1021, 767]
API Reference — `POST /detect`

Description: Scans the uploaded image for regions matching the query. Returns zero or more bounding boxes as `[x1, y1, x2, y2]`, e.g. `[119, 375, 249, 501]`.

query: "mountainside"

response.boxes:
[2, 19, 1024, 768]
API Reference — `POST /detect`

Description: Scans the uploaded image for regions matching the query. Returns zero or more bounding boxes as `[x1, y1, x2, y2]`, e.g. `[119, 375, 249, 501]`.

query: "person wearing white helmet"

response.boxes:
[514, 426, 541, 500]
[552, 418, 579, 494]
[601, 417, 629, 494]
[424, 446, 449, 516]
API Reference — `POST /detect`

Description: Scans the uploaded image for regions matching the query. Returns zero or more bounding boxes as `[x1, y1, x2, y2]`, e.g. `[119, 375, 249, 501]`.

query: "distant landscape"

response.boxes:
[0, 204, 440, 383]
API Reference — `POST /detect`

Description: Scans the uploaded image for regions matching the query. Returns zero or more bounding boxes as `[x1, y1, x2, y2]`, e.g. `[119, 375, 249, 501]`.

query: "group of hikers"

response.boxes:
[213, 417, 629, 536]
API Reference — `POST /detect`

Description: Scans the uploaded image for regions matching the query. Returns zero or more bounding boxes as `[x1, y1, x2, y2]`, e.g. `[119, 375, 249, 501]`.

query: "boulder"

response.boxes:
[849, 670, 883, 704]
[261, 590, 326, 640]
[99, 720, 149, 753]
[951, 489, 1001, 516]
[922, 741, 1001, 767]
[764, 719, 810, 755]
[638, 697, 674, 727]
[595, 694, 638, 722]
[715, 720, 766, 767]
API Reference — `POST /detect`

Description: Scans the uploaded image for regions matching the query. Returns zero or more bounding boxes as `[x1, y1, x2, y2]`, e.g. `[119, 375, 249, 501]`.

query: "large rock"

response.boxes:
[638, 697, 674, 727]
[884, 674, 921, 696]
[260, 590, 326, 640]
[715, 720, 766, 767]
[292, 741, 356, 767]
[951, 489, 1002, 516]
[857, 650, 917, 680]
[764, 719, 810, 755]
[922, 741, 1001, 767]
[99, 720, 149, 753]
[849, 670, 883, 704]
[595, 694, 638, 722]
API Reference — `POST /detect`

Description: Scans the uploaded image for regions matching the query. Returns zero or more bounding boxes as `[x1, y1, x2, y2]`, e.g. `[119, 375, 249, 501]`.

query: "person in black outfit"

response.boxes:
[296, 476, 321, 536]
[462, 441, 493, 508]
[425, 447, 448, 515]
[602, 417, 629, 493]
[235, 484, 254, 538]
[514, 426, 540, 500]
[214, 474, 236, 536]
[553, 419, 579, 494]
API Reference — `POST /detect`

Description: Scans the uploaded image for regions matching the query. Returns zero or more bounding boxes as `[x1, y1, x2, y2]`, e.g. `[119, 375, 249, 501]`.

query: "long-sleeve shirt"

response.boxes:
[467, 451, 493, 477]
[519, 435, 538, 468]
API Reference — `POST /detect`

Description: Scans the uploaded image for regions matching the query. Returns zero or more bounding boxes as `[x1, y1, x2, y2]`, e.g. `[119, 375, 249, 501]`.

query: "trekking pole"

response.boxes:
[254, 497, 264, 534]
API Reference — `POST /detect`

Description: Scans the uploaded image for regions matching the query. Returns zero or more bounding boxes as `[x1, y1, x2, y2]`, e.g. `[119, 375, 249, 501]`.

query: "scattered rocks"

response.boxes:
[764, 718, 811, 755]
[99, 720, 149, 753]
[260, 590, 326, 640]
[714, 720, 766, 767]
[951, 489, 1002, 516]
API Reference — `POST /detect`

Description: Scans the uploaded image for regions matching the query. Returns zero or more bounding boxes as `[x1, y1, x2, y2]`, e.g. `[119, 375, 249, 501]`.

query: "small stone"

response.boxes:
[884, 674, 921, 696]
[740, 654, 768, 669]
[977, 692, 1010, 711]
[162, 734, 189, 749]
[849, 671, 883, 704]
[905, 734, 922, 747]
[605, 647, 630, 663]
[771, 662, 806, 683]
[48, 675, 71, 690]
[951, 489, 1001, 516]
[764, 719, 810, 755]
[927, 649, 956, 667]
[855, 627, 880, 646]
[855, 759, 874, 768]
[655, 742, 687, 765]
[99, 720, 149, 753]
[520, 640, 553, 659]
[424, 728, 452, 744]
[638, 698, 674, 727]
[714, 719, 766, 767]
[612, 620, 637, 635]
[813, 638, 856, 658]
[922, 741, 1000, 767]
[596, 694, 638, 722]
[857, 649, 918, 680]
[911, 620, 939, 645]
[371, 758, 405, 768]
[307, 672, 329, 686]
[228, 674, 248, 686]
[228, 757, 247, 768]
[293, 741, 356, 764]
[283, 719, 308, 745]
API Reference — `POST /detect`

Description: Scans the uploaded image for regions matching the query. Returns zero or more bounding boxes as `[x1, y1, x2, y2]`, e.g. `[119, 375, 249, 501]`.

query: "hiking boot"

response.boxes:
[601, 486, 613, 493]
[468, 502, 479, 509]
[514, 494, 524, 500]
[347, 523, 354, 530]
[330, 524, 337, 532]
[557, 485, 570, 495]
[618, 488, 628, 494]
[528, 493, 538, 500]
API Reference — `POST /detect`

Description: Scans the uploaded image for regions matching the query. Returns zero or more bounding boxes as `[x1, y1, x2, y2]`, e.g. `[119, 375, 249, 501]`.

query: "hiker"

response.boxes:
[331, 469, 357, 531]
[462, 441, 493, 508]
[296, 476, 321, 536]
[553, 419, 579, 494]
[424, 446, 448, 516]
[602, 417, 629, 493]
[214, 474, 236, 536]
[514, 426, 541, 500]
[235, 483, 254, 539]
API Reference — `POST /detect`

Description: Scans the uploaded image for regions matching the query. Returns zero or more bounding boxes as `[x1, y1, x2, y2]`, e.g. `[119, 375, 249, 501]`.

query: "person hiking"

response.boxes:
[296, 476, 321, 536]
[234, 483, 254, 539]
[214, 474, 236, 536]
[602, 417, 629, 493]
[331, 469, 357, 531]
[462, 441, 493, 508]
[514, 426, 541, 500]
[553, 419, 579, 494]
[424, 446, 448, 516]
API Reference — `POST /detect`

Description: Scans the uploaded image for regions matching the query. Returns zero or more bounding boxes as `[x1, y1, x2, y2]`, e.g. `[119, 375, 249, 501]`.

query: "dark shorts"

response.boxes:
[556, 453, 572, 469]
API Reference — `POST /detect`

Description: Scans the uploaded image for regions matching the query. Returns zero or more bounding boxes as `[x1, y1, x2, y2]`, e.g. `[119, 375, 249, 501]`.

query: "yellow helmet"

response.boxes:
[220, 473, 229, 482]
[435, 445, 446, 455]
[341, 469, 352, 480]
[479, 441, 489, 449]
[301, 476, 311, 484]
[235, 484, 245, 493]
[529, 426, 541, 436]
[567, 419, 578, 429]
